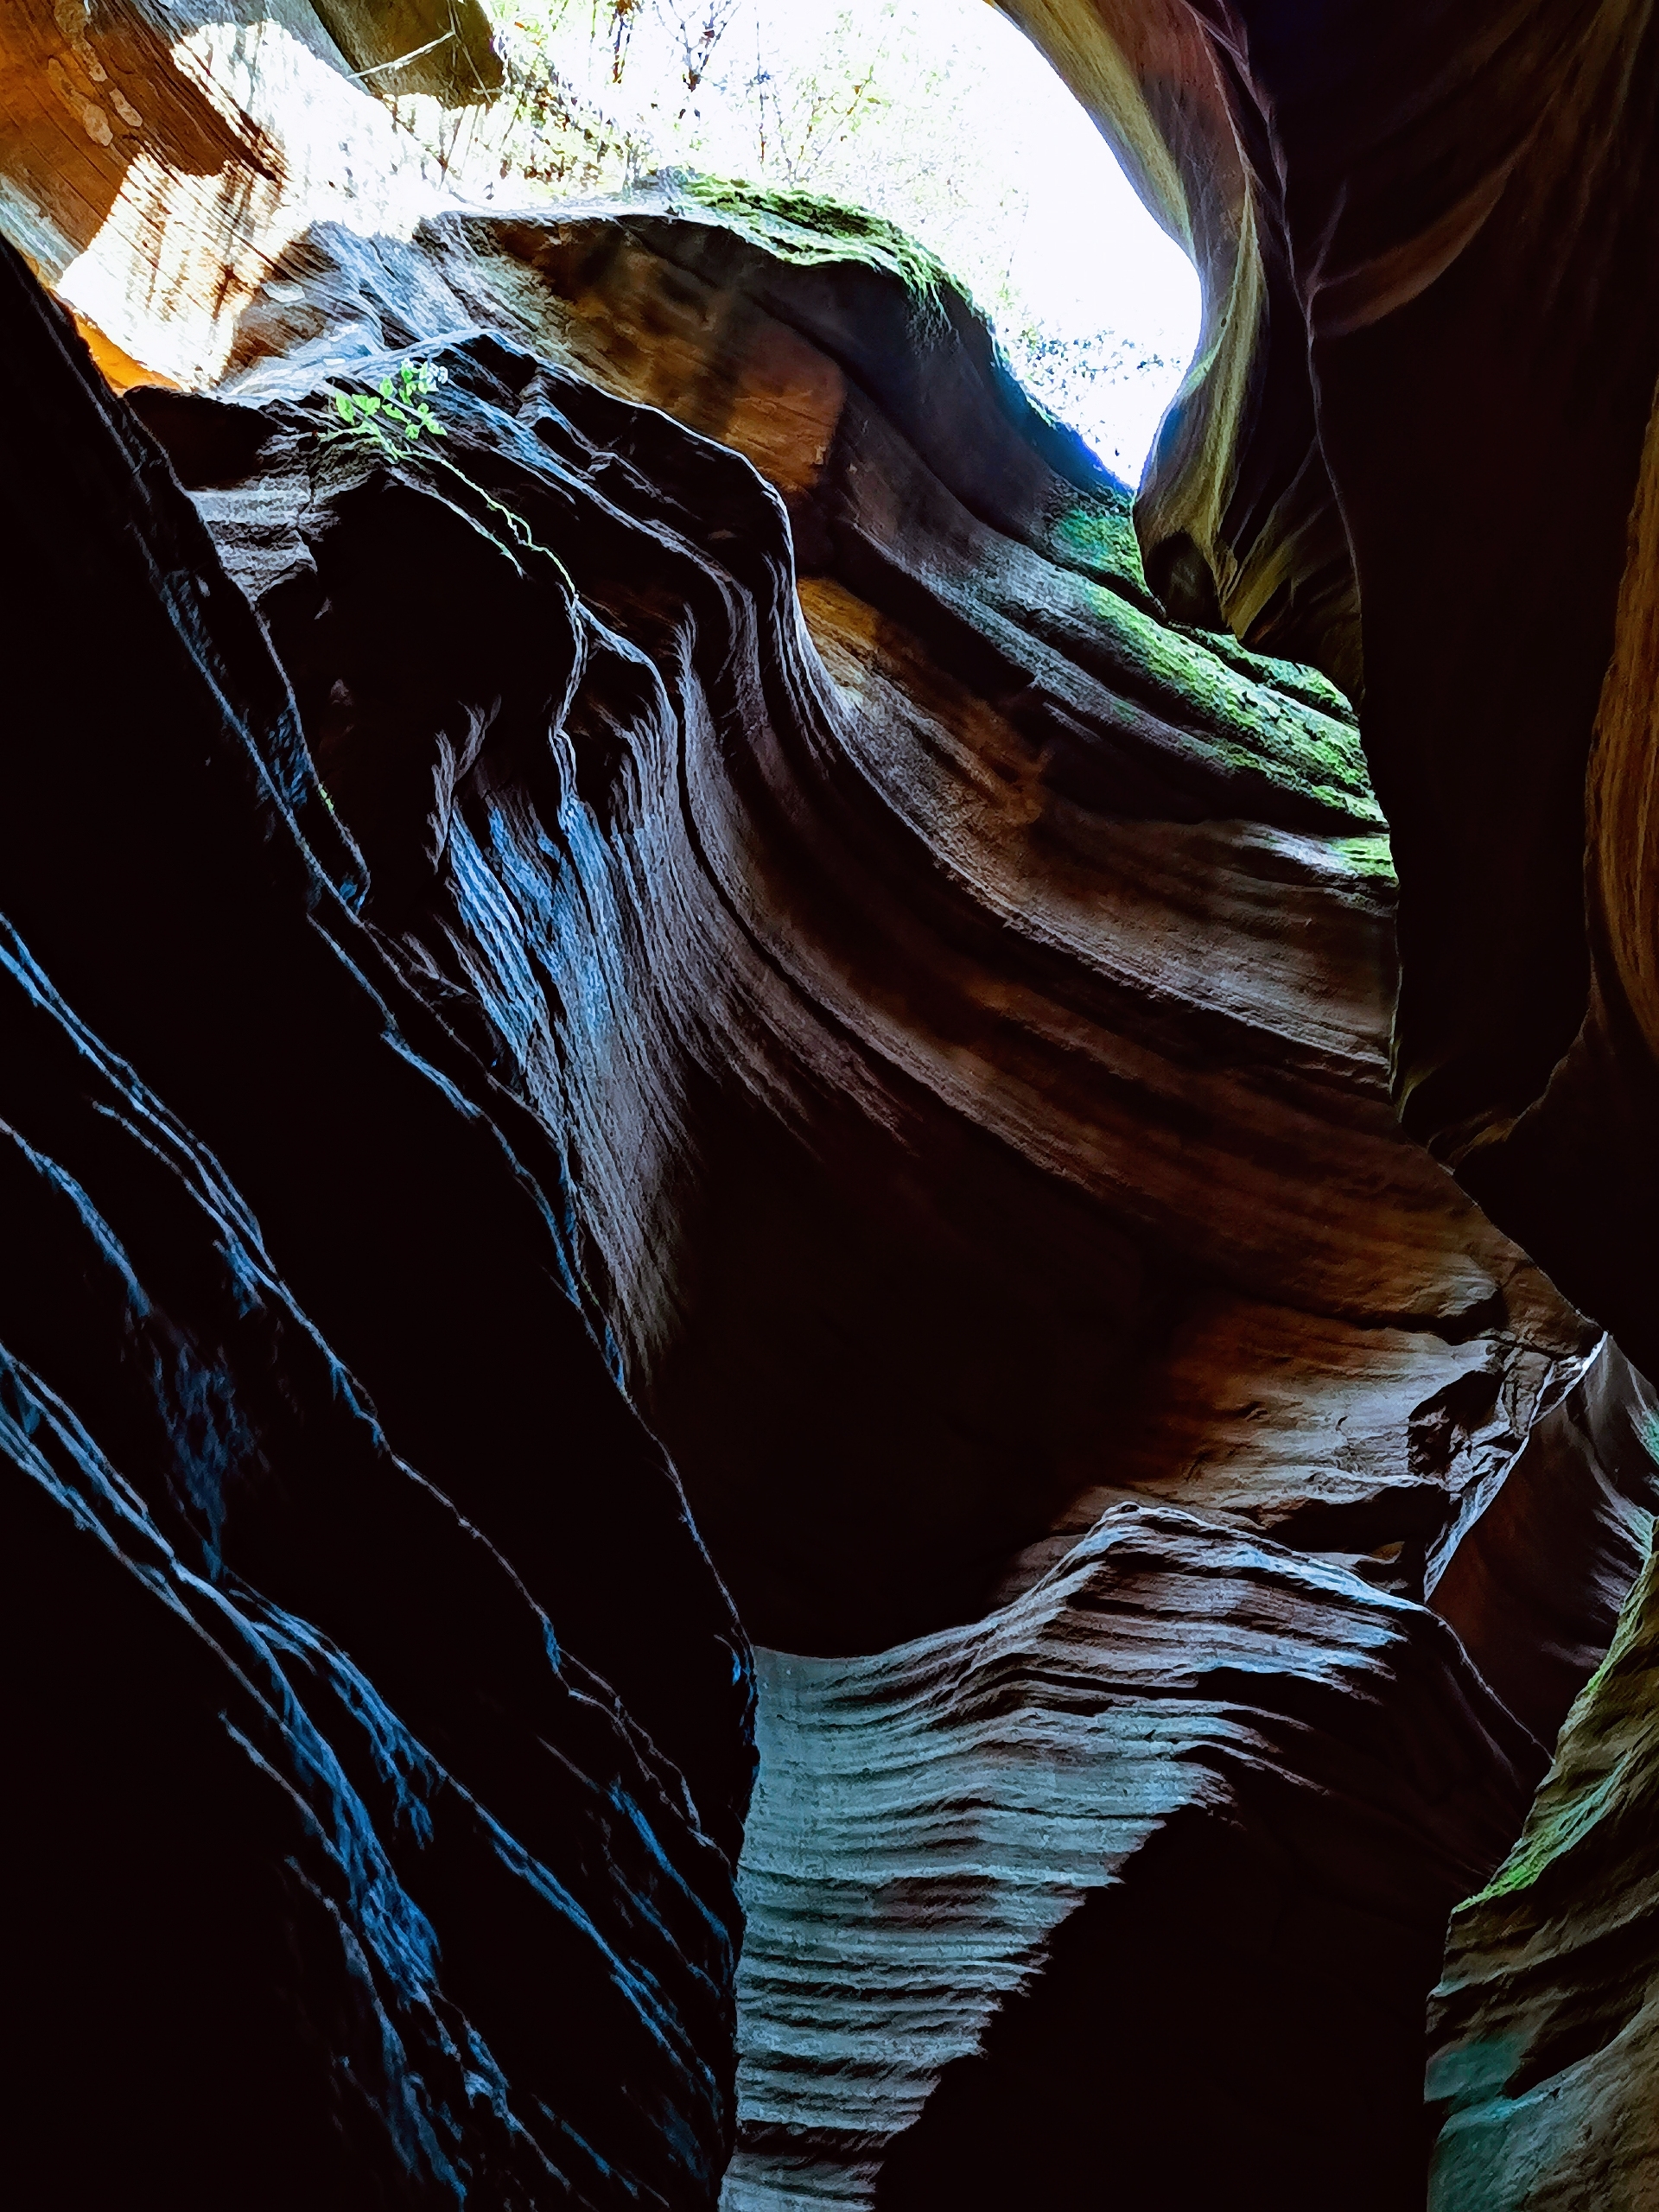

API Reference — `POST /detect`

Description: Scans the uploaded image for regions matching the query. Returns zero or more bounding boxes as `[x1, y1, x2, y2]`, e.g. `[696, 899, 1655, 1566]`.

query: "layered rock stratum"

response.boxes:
[1, 219, 757, 2204]
[1, 3, 1656, 2208]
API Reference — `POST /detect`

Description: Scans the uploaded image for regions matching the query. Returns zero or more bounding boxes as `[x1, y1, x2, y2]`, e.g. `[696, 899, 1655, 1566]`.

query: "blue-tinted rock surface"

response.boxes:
[0, 234, 751, 2207]
[3, 14, 1656, 2188]
[726, 1508, 1543, 2210]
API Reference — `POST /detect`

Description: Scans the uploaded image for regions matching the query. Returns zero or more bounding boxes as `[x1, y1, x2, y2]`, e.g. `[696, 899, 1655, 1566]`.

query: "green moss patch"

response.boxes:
[669, 171, 955, 327]
[1082, 582, 1380, 824]
[1047, 492, 1148, 601]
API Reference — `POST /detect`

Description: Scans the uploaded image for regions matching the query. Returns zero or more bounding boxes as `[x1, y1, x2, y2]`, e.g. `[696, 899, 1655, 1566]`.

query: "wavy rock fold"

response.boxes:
[2, 4, 1657, 2206]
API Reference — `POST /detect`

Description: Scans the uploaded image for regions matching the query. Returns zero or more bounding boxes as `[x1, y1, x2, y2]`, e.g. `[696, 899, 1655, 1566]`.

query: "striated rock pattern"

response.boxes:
[988, 10, 1659, 2196]
[1428, 1542, 1659, 2209]
[728, 1506, 1544, 2210]
[135, 203, 1653, 2202]
[0, 233, 751, 2203]
[149, 207, 1600, 1670]
[1007, 0, 1659, 1370]
[3, 922, 738, 2208]
[1429, 1340, 1659, 1750]
[2, 7, 1657, 2205]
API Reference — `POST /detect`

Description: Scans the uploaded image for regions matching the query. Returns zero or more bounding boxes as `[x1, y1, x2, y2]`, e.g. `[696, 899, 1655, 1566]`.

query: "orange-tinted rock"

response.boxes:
[139, 208, 1652, 2202]
[154, 212, 1603, 1670]
[3, 9, 1657, 2201]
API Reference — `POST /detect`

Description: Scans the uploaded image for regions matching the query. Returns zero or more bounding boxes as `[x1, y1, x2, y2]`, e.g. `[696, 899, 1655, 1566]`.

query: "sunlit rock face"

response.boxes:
[995, 0, 1362, 686]
[0, 0, 497, 385]
[3, 7, 1658, 2209]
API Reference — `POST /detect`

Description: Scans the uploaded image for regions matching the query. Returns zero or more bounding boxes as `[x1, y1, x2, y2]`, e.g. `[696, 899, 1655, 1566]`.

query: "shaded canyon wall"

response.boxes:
[0, 5, 1656, 2209]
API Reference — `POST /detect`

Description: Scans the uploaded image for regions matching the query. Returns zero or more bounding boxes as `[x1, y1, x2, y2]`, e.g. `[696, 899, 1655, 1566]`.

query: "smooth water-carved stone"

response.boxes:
[1429, 1339, 1659, 1745]
[728, 1507, 1542, 2211]
[141, 211, 1598, 1667]
[3, 8, 1656, 2185]
[0, 232, 750, 2206]
[1428, 1538, 1659, 2211]
[113, 205, 1652, 2209]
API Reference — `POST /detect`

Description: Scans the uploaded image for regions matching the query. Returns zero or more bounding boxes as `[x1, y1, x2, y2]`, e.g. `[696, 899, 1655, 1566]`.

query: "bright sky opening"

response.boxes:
[485, 1, 1201, 484]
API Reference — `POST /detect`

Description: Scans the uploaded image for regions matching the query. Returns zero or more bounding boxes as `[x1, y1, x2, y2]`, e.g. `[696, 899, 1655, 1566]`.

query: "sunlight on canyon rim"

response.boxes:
[53, 0, 1202, 478]
[480, 0, 1201, 484]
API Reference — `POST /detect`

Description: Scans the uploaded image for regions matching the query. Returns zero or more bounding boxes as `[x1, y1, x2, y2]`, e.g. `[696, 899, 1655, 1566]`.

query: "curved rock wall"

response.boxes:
[1001, 0, 1659, 1364]
[143, 206, 1648, 2204]
[730, 1507, 1541, 2209]
[995, 0, 1358, 683]
[156, 210, 1597, 1674]
[991, 11, 1659, 2192]
[3, 7, 1658, 2207]
[0, 0, 495, 385]
[0, 234, 750, 2206]
[1428, 1542, 1659, 2209]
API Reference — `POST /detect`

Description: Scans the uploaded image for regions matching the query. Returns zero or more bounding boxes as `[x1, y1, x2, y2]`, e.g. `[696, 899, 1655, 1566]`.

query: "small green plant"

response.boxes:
[325, 357, 451, 452]
[319, 356, 576, 594]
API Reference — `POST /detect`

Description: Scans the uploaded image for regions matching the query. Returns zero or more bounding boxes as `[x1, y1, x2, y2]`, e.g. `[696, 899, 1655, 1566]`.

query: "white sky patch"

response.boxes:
[488, 0, 1200, 483]
[48, 0, 1198, 474]
[54, 18, 458, 386]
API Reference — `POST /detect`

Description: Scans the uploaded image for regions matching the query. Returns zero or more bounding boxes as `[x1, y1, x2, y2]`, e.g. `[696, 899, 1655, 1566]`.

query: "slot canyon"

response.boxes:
[0, 3, 1654, 2205]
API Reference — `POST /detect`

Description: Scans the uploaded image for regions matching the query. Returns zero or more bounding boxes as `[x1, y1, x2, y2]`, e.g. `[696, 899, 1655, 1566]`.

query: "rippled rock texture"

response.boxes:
[1014, 0, 1659, 1366]
[135, 199, 1647, 2205]
[996, 8, 1659, 2199]
[4, 7, 1659, 2207]
[157, 205, 1599, 1665]
[0, 234, 749, 2207]
[731, 1507, 1541, 2209]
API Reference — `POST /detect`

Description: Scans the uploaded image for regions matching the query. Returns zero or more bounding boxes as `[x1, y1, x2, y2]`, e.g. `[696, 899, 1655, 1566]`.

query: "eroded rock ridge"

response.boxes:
[1, 5, 1656, 2209]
